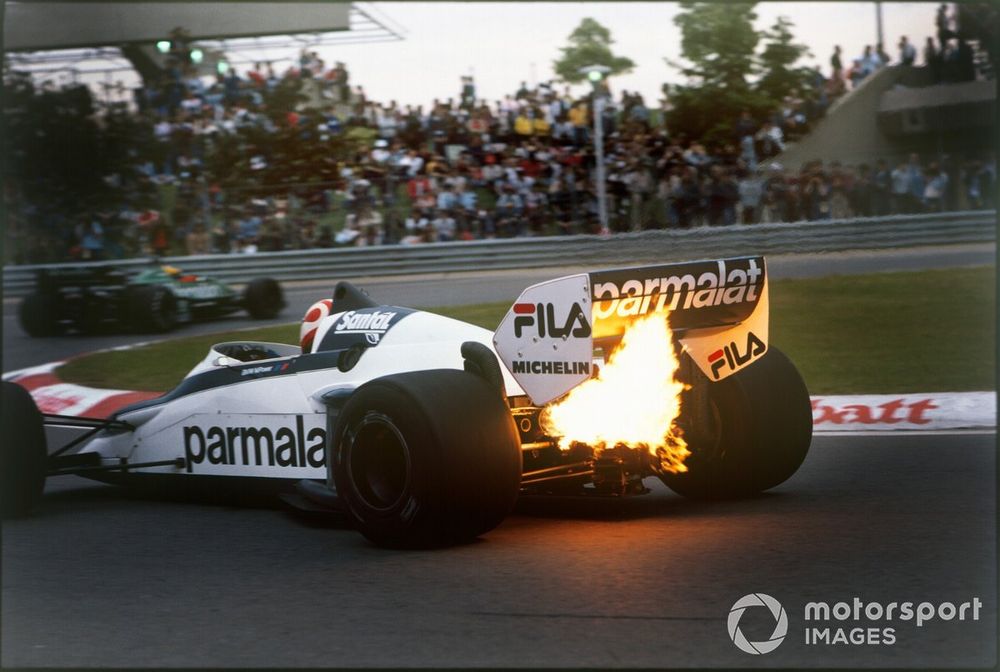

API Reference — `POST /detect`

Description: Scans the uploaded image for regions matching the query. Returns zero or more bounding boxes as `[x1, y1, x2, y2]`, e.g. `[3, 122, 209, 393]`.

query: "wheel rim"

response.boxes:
[346, 413, 410, 511]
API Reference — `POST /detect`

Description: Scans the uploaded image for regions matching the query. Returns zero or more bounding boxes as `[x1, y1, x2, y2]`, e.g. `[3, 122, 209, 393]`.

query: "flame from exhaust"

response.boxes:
[540, 312, 690, 473]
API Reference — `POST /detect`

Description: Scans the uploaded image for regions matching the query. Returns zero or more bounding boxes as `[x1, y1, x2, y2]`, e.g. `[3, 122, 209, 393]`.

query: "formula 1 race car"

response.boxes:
[17, 264, 285, 336]
[2, 256, 812, 548]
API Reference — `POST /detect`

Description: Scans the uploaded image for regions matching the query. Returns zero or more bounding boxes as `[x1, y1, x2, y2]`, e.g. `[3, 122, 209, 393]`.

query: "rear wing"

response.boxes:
[493, 256, 769, 405]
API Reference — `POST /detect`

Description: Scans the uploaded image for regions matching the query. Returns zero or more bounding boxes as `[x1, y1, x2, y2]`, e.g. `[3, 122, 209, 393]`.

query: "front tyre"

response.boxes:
[243, 277, 284, 319]
[332, 369, 521, 548]
[126, 284, 178, 333]
[660, 347, 812, 499]
[1, 382, 48, 517]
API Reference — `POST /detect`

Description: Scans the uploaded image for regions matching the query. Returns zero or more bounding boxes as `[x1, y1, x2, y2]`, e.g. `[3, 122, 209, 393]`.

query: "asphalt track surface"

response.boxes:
[2, 243, 995, 372]
[1, 433, 995, 667]
[2, 243, 997, 667]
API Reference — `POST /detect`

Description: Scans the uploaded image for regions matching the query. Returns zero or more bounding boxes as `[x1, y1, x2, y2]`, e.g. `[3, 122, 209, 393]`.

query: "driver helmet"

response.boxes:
[300, 298, 334, 353]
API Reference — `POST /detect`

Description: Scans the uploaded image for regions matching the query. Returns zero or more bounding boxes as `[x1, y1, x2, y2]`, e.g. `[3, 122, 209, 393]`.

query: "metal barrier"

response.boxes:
[4, 210, 995, 297]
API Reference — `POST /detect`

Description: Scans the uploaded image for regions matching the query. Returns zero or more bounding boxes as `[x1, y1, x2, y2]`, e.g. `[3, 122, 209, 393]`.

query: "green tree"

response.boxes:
[757, 16, 814, 104]
[665, 2, 769, 145]
[956, 3, 997, 79]
[553, 18, 636, 84]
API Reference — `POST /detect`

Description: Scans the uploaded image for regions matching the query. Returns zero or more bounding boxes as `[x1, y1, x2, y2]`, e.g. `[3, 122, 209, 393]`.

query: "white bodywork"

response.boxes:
[82, 310, 523, 480]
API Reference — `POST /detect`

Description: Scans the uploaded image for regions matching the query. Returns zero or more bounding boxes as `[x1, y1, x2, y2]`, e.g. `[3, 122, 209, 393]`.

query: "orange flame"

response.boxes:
[540, 312, 690, 473]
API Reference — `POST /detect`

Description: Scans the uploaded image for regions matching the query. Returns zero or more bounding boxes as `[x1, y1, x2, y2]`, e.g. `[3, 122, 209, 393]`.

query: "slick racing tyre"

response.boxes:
[75, 291, 107, 334]
[126, 284, 178, 333]
[243, 277, 284, 319]
[660, 347, 812, 499]
[332, 369, 521, 548]
[19, 292, 62, 337]
[1, 382, 48, 518]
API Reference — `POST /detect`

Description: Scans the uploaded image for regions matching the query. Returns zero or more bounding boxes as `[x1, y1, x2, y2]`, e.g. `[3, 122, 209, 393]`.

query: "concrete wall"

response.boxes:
[774, 66, 997, 170]
[772, 66, 908, 171]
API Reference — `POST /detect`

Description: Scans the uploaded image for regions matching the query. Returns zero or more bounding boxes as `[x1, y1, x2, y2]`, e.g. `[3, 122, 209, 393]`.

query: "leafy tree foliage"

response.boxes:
[664, 2, 813, 147]
[665, 2, 768, 145]
[757, 16, 814, 104]
[956, 3, 997, 79]
[670, 1, 760, 91]
[553, 18, 636, 84]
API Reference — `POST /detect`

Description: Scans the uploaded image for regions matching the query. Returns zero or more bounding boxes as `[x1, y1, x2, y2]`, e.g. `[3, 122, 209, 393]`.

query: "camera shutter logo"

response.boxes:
[728, 593, 788, 654]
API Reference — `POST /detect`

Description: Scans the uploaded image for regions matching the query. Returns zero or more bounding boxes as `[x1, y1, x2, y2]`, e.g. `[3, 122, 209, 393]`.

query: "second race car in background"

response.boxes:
[18, 263, 285, 336]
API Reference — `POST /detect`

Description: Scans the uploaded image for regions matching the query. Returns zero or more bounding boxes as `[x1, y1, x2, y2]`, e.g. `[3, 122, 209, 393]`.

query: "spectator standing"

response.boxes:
[924, 38, 942, 81]
[876, 43, 890, 68]
[828, 164, 853, 219]
[830, 45, 844, 81]
[923, 163, 948, 211]
[801, 167, 831, 220]
[673, 168, 702, 228]
[735, 110, 756, 142]
[936, 3, 954, 46]
[185, 221, 211, 255]
[906, 154, 925, 212]
[898, 36, 917, 66]
[759, 165, 787, 223]
[964, 158, 995, 209]
[76, 218, 105, 260]
[861, 46, 879, 77]
[755, 122, 784, 159]
[850, 164, 873, 217]
[737, 166, 763, 224]
[872, 159, 891, 215]
[955, 39, 976, 82]
[431, 209, 457, 241]
[848, 58, 865, 88]
[890, 160, 912, 213]
[460, 76, 476, 110]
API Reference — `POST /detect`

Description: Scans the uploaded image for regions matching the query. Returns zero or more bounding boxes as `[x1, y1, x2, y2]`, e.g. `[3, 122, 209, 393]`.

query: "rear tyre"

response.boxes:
[75, 292, 106, 334]
[332, 369, 521, 548]
[243, 278, 284, 319]
[1, 382, 47, 518]
[660, 347, 812, 499]
[18, 292, 61, 337]
[126, 284, 178, 333]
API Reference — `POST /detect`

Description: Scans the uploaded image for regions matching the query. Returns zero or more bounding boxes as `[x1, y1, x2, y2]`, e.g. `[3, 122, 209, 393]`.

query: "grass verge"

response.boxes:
[58, 267, 995, 395]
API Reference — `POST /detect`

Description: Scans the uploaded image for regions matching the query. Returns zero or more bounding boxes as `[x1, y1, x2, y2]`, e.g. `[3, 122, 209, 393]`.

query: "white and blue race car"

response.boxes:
[2, 256, 812, 547]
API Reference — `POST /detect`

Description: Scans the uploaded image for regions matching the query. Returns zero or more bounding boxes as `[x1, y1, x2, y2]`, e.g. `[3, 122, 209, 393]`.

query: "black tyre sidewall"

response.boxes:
[663, 347, 812, 498]
[244, 278, 283, 319]
[1, 382, 47, 517]
[333, 370, 521, 548]
[75, 291, 106, 334]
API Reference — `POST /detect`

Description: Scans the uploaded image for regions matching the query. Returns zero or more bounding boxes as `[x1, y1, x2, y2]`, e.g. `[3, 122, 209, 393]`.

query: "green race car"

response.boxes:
[18, 263, 284, 337]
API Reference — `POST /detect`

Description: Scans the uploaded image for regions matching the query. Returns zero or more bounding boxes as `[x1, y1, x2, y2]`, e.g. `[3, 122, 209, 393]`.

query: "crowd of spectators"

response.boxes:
[3, 9, 994, 263]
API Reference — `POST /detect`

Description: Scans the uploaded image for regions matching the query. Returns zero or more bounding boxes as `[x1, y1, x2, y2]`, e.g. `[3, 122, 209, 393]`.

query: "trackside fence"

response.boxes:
[3, 211, 994, 298]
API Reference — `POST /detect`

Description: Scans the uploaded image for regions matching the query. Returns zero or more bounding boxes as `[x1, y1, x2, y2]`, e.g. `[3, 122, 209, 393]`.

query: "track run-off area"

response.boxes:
[2, 244, 996, 667]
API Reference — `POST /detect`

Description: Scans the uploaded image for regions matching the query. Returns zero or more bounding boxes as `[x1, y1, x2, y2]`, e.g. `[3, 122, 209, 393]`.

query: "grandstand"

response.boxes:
[3, 2, 996, 266]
